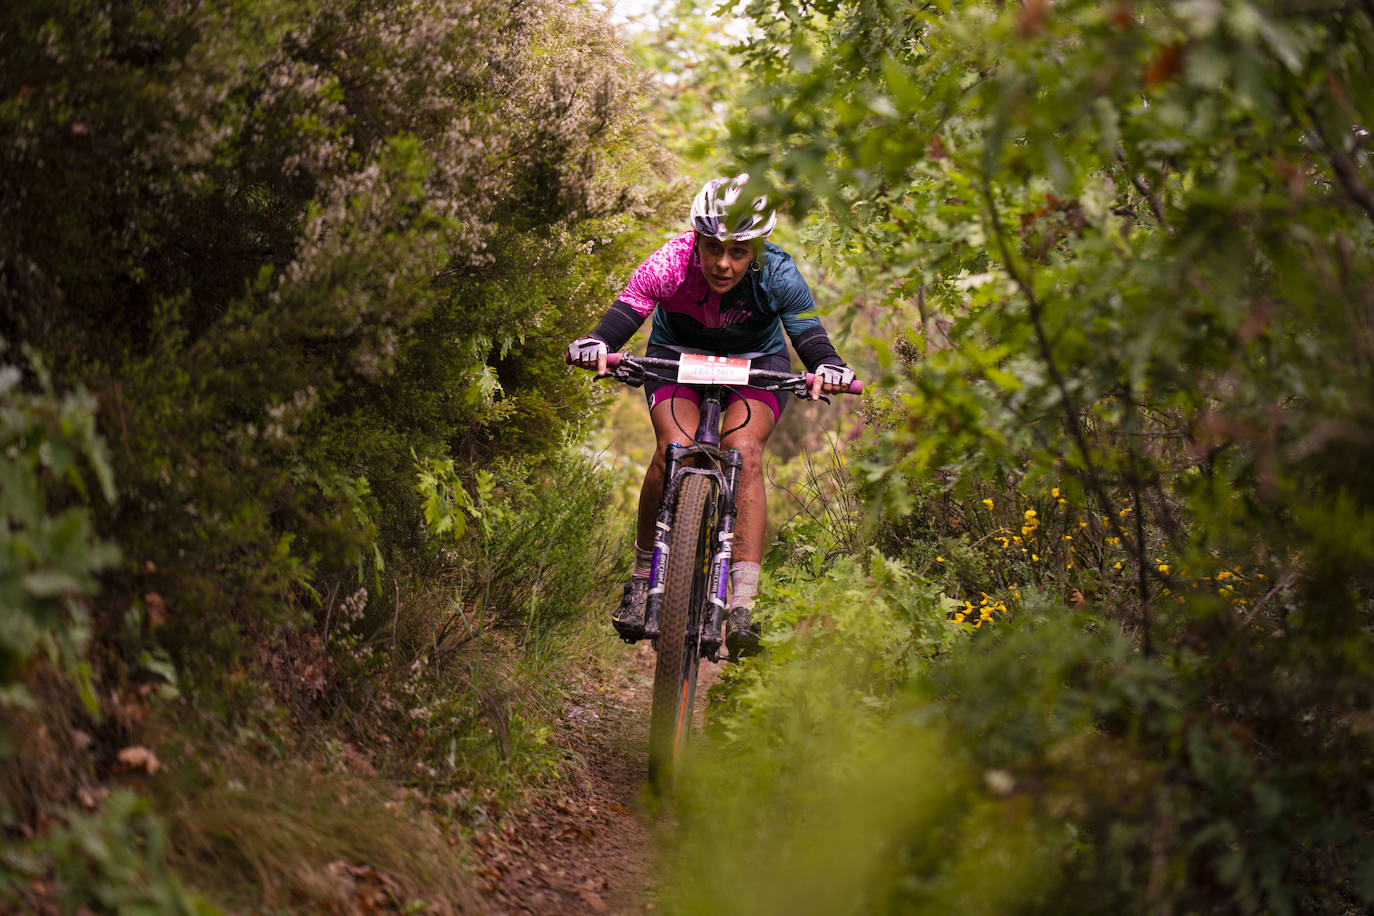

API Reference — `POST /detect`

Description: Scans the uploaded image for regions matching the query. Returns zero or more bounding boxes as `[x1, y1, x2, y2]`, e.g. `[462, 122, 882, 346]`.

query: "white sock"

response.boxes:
[632, 541, 653, 579]
[729, 562, 761, 610]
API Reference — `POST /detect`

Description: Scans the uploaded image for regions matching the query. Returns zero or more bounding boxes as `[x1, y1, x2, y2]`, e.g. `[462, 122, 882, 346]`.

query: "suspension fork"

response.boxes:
[642, 444, 741, 641]
[704, 453, 741, 644]
[643, 442, 684, 640]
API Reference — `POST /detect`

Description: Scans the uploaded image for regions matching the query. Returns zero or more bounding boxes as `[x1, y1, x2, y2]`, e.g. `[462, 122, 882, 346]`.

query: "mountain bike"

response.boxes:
[575, 352, 863, 787]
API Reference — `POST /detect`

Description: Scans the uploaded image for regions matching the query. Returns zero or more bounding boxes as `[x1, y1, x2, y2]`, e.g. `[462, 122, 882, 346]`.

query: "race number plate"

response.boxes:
[676, 353, 751, 385]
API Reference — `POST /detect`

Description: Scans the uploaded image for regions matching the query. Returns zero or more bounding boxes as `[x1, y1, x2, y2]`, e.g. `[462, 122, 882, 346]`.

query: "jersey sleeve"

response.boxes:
[771, 255, 846, 371]
[589, 234, 694, 351]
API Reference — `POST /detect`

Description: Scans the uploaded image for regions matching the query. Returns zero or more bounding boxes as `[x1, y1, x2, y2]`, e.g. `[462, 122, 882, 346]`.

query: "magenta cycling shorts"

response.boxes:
[642, 343, 792, 422]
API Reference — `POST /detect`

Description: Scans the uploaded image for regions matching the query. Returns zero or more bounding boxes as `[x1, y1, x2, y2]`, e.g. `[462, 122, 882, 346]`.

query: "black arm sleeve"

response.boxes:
[589, 300, 646, 352]
[790, 325, 846, 372]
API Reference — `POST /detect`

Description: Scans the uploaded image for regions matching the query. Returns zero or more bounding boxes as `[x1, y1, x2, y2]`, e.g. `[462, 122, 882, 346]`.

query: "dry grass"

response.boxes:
[148, 717, 480, 914]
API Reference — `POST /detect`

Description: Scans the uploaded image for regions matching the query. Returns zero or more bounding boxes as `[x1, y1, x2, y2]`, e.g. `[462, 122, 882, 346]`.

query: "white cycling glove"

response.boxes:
[567, 336, 608, 368]
[815, 364, 855, 389]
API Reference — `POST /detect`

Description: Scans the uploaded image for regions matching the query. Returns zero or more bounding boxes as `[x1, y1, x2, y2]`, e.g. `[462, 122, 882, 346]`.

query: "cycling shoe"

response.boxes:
[611, 577, 649, 643]
[725, 604, 761, 660]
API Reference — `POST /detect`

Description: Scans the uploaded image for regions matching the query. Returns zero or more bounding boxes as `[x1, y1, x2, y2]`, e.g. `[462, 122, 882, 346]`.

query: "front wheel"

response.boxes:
[647, 472, 715, 789]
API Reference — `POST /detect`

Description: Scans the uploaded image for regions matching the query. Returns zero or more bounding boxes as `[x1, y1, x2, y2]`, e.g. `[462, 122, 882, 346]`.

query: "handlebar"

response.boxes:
[569, 351, 864, 396]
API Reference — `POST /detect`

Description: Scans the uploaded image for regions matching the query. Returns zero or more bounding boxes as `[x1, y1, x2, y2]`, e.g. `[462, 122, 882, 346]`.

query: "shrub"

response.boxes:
[0, 348, 119, 736]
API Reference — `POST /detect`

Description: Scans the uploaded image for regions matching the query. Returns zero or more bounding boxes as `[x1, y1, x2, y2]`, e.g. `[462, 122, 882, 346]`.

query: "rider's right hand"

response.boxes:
[567, 336, 609, 375]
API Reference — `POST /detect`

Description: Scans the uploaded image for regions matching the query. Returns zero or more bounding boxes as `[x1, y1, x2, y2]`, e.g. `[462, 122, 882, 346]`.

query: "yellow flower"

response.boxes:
[954, 613, 965, 623]
[1078, 520, 1088, 528]
[1051, 487, 1060, 498]
[936, 556, 945, 563]
[1158, 563, 1171, 574]
[1113, 561, 1123, 570]
[1024, 508, 1037, 519]
[1013, 590, 1021, 599]
[982, 498, 995, 510]
[1032, 553, 1040, 562]
[1057, 498, 1068, 508]
[1062, 535, 1073, 542]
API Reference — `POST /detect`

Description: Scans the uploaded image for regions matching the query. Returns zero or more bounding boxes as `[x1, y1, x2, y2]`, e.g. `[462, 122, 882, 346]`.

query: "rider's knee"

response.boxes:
[649, 437, 674, 473]
[721, 433, 765, 470]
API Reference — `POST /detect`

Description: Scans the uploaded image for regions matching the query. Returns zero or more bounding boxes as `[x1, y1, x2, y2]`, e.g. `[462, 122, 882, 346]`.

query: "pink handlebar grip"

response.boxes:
[804, 373, 865, 395]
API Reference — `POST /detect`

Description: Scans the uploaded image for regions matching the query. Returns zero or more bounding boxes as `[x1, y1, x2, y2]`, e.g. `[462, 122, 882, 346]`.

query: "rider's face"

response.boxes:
[697, 235, 755, 294]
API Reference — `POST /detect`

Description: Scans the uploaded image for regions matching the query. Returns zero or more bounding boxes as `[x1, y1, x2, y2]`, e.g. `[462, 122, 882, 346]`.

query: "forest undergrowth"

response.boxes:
[6, 0, 1374, 912]
[1, 0, 663, 908]
[651, 0, 1374, 913]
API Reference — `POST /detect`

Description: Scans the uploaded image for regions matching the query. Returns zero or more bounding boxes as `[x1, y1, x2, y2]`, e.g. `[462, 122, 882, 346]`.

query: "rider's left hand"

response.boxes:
[810, 363, 854, 399]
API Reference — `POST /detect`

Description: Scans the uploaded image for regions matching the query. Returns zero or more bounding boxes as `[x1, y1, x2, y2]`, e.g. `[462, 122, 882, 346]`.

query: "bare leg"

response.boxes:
[637, 397, 702, 552]
[718, 397, 775, 658]
[719, 397, 777, 565]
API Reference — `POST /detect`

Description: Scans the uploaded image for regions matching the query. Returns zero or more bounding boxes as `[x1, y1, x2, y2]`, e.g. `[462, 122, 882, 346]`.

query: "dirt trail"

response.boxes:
[473, 643, 723, 915]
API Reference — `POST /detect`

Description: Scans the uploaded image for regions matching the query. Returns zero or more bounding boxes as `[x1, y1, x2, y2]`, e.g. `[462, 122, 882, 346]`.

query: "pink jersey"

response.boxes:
[615, 232, 824, 359]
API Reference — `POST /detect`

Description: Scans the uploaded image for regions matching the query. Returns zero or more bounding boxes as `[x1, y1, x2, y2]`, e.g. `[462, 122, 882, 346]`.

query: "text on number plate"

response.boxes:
[676, 353, 752, 386]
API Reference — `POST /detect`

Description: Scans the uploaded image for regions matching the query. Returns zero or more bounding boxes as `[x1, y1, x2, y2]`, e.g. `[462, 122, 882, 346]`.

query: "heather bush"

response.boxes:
[1, 0, 663, 680]
[2, 0, 667, 906]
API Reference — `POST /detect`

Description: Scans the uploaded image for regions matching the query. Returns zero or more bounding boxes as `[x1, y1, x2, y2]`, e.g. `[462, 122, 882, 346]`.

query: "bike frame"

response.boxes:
[568, 349, 862, 785]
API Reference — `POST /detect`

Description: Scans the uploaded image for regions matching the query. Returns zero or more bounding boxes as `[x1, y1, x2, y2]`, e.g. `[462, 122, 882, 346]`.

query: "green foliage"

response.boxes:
[1, 0, 670, 907]
[0, 0, 667, 688]
[313, 447, 629, 807]
[0, 348, 119, 726]
[653, 0, 1374, 910]
[667, 550, 1068, 915]
[0, 790, 217, 915]
[414, 446, 630, 633]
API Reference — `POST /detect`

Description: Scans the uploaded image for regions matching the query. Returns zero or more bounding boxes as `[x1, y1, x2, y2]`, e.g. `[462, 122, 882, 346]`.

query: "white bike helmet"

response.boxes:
[689, 173, 777, 242]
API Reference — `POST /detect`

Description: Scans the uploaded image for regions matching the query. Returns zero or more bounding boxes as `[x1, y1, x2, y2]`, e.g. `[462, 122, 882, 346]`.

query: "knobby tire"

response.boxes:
[648, 473, 714, 789]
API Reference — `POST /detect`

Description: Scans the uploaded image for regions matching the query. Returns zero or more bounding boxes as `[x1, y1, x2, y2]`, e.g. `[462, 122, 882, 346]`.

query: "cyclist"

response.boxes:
[568, 174, 853, 659]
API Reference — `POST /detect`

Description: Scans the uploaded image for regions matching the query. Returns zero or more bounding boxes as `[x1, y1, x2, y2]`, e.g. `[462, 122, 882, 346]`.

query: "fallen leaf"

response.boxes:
[117, 745, 163, 774]
[144, 592, 168, 626]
